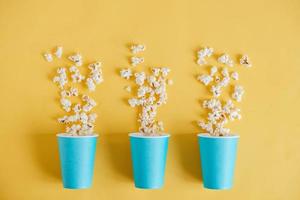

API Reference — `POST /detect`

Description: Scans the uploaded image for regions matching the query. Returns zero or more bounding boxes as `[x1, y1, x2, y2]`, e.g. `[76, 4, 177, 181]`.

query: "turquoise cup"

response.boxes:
[57, 134, 98, 189]
[198, 134, 239, 190]
[129, 133, 170, 189]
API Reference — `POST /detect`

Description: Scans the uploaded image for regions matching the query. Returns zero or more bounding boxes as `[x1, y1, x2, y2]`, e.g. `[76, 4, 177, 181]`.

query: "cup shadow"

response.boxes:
[174, 134, 202, 182]
[30, 133, 61, 181]
[102, 134, 132, 181]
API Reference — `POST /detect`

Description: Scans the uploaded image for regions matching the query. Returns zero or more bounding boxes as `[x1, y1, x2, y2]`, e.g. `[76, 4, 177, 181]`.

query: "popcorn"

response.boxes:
[86, 78, 96, 91]
[44, 53, 53, 62]
[240, 54, 252, 68]
[60, 98, 71, 112]
[218, 54, 233, 67]
[232, 85, 244, 102]
[68, 53, 82, 66]
[152, 68, 161, 76]
[53, 67, 68, 89]
[58, 116, 69, 124]
[231, 71, 239, 80]
[135, 72, 146, 86]
[221, 67, 229, 77]
[87, 62, 104, 86]
[161, 67, 170, 77]
[210, 66, 218, 76]
[44, 47, 103, 136]
[211, 85, 221, 97]
[131, 56, 144, 66]
[120, 69, 132, 80]
[131, 44, 146, 54]
[73, 103, 82, 113]
[54, 46, 63, 58]
[196, 47, 251, 136]
[69, 65, 85, 83]
[198, 74, 213, 86]
[197, 47, 214, 66]
[128, 98, 139, 107]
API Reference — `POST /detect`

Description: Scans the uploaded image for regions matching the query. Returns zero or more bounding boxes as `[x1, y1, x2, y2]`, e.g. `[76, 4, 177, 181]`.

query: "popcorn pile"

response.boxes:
[196, 47, 252, 136]
[43, 46, 104, 136]
[120, 44, 172, 135]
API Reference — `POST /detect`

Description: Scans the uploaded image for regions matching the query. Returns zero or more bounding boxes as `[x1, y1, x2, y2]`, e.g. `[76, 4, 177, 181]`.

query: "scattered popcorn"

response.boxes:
[232, 85, 244, 102]
[128, 98, 139, 107]
[131, 44, 146, 54]
[131, 56, 144, 66]
[198, 74, 213, 86]
[68, 53, 82, 66]
[196, 47, 251, 136]
[120, 69, 132, 80]
[44, 47, 103, 136]
[54, 46, 63, 58]
[231, 71, 239, 80]
[240, 54, 252, 68]
[218, 54, 233, 67]
[44, 53, 53, 62]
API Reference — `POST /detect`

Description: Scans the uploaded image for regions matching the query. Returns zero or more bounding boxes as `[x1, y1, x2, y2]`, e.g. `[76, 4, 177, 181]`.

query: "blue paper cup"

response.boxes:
[129, 133, 170, 189]
[57, 134, 98, 189]
[198, 133, 239, 190]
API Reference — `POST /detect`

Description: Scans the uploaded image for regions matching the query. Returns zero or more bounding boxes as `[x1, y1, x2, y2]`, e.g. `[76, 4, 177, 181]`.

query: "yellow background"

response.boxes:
[0, 0, 299, 199]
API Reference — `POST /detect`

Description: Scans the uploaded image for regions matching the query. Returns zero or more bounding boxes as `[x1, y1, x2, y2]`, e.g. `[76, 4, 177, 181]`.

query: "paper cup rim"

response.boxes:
[197, 133, 239, 138]
[56, 133, 99, 138]
[129, 132, 170, 138]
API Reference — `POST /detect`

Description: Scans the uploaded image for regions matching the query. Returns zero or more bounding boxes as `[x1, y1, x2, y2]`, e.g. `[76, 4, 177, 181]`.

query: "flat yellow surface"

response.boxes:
[0, 0, 300, 199]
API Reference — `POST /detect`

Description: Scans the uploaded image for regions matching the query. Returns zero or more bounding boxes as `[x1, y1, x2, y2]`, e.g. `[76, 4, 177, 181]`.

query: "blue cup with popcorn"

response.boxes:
[198, 133, 239, 190]
[57, 134, 98, 189]
[129, 133, 169, 189]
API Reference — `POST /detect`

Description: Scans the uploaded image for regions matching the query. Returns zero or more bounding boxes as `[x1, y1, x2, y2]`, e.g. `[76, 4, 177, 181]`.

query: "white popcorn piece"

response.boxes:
[231, 71, 239, 80]
[86, 78, 96, 91]
[69, 65, 85, 83]
[60, 98, 71, 112]
[120, 68, 132, 80]
[240, 54, 252, 68]
[218, 76, 230, 88]
[131, 56, 144, 66]
[197, 47, 214, 66]
[58, 116, 69, 124]
[229, 108, 241, 121]
[218, 54, 233, 67]
[54, 46, 63, 58]
[88, 113, 98, 124]
[152, 68, 161, 76]
[131, 44, 146, 54]
[161, 67, 170, 77]
[53, 67, 68, 89]
[88, 62, 104, 85]
[211, 85, 221, 97]
[73, 103, 82, 113]
[68, 53, 82, 66]
[221, 67, 229, 77]
[198, 74, 213, 86]
[128, 98, 139, 107]
[210, 66, 218, 76]
[232, 85, 244, 102]
[44, 53, 53, 62]
[135, 72, 146, 86]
